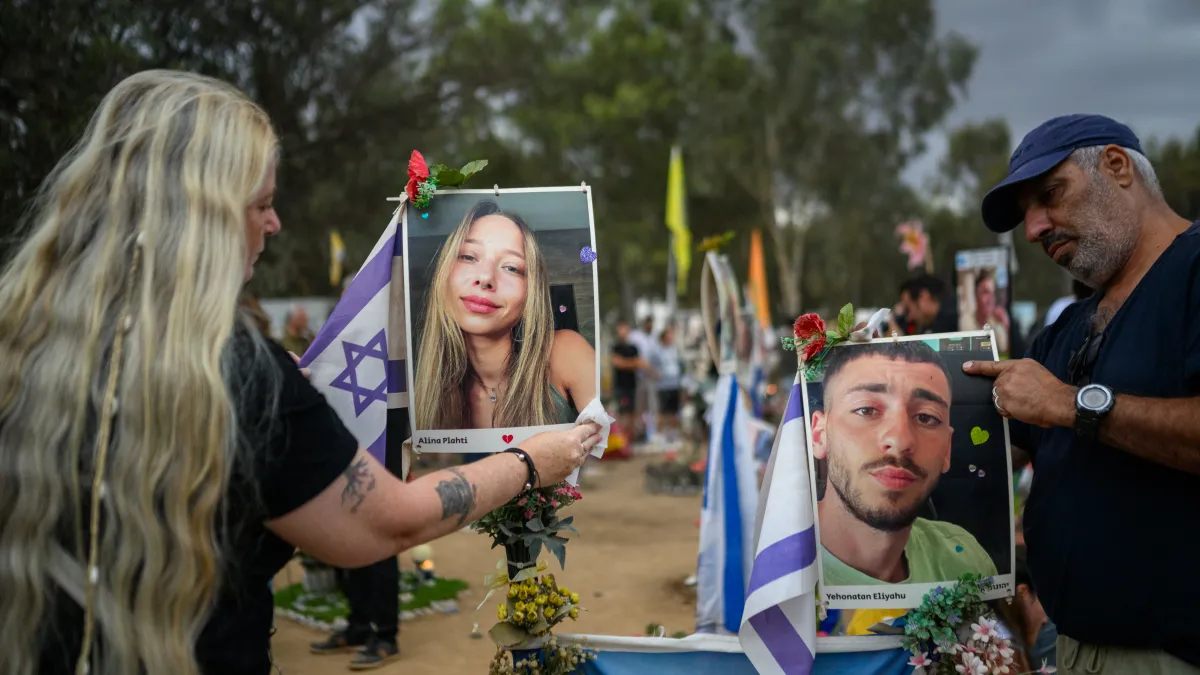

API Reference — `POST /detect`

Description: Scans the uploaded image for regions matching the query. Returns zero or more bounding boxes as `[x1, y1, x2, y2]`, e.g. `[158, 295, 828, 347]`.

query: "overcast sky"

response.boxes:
[907, 0, 1200, 188]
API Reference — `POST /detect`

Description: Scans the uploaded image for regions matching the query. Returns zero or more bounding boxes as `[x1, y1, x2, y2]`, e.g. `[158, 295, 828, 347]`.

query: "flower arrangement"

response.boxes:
[472, 482, 583, 570]
[488, 636, 597, 675]
[902, 573, 1057, 675]
[473, 482, 596, 674]
[781, 303, 856, 381]
[405, 150, 489, 208]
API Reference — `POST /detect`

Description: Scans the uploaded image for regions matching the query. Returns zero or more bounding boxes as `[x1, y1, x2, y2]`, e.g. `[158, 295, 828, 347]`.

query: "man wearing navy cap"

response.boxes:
[963, 114, 1200, 673]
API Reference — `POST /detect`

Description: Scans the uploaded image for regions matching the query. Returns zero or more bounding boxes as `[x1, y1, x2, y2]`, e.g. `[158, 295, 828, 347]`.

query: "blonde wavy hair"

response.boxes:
[414, 200, 556, 430]
[0, 70, 279, 675]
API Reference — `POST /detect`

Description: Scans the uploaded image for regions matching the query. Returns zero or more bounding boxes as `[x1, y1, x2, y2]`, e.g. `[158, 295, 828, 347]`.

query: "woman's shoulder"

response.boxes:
[551, 329, 594, 357]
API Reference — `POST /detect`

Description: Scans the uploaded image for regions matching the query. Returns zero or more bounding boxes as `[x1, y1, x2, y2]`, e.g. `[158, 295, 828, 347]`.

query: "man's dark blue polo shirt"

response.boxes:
[1011, 220, 1200, 666]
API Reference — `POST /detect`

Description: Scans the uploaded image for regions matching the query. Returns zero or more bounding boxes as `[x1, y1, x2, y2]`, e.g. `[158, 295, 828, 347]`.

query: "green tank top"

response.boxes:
[550, 385, 578, 423]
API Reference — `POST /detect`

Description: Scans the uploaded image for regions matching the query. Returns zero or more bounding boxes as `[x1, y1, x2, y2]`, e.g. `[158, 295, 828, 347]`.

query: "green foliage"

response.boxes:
[273, 573, 469, 623]
[21, 0, 1200, 315]
[472, 483, 583, 570]
[899, 573, 991, 664]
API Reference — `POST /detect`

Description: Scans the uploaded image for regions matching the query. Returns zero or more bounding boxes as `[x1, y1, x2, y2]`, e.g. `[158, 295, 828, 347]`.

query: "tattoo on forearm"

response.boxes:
[435, 467, 477, 526]
[340, 458, 376, 513]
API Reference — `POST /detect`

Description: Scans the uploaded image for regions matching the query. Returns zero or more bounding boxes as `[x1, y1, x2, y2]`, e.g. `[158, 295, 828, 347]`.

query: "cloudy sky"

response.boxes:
[907, 0, 1200, 187]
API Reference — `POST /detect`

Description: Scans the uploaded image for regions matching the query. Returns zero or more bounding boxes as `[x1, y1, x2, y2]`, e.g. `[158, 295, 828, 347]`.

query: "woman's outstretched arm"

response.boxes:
[266, 423, 600, 568]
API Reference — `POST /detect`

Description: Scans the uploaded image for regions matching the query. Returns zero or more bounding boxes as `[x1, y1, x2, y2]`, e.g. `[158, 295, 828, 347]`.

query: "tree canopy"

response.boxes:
[5, 0, 1198, 319]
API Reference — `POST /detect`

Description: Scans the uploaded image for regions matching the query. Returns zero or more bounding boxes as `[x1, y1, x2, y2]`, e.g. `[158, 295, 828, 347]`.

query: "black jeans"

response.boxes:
[336, 556, 399, 642]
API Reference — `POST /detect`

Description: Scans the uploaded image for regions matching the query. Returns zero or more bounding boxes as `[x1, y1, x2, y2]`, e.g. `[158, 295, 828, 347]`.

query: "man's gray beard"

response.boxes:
[1064, 175, 1139, 288]
[824, 433, 938, 533]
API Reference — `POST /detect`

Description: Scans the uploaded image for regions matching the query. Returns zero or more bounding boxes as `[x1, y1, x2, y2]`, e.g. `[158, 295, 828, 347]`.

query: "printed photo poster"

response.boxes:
[800, 332, 1015, 609]
[955, 247, 1013, 357]
[402, 188, 601, 452]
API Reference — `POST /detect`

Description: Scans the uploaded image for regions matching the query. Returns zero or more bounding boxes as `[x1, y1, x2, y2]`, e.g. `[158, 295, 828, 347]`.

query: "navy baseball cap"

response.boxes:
[981, 114, 1143, 233]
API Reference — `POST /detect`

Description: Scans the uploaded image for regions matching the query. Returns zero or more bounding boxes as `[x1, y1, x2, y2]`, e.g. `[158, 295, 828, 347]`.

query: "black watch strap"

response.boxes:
[503, 447, 538, 492]
[1075, 411, 1102, 440]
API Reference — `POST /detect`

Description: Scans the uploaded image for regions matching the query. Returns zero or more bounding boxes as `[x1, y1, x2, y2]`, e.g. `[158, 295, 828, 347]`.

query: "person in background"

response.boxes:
[991, 546, 1057, 672]
[611, 320, 655, 439]
[897, 275, 957, 335]
[280, 306, 314, 355]
[1043, 278, 1094, 329]
[959, 270, 1012, 354]
[628, 316, 658, 442]
[970, 113, 1200, 673]
[650, 325, 683, 437]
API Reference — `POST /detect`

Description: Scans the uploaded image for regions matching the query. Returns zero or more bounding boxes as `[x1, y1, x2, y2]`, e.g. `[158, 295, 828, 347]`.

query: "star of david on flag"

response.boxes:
[329, 329, 389, 417]
[300, 201, 409, 465]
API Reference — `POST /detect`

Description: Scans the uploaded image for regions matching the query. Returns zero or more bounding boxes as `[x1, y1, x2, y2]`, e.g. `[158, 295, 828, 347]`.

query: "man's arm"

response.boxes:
[1064, 393, 1200, 475]
[965, 359, 1200, 476]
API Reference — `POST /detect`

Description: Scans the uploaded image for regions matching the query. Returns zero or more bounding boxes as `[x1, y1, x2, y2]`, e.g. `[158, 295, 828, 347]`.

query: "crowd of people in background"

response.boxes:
[610, 317, 691, 446]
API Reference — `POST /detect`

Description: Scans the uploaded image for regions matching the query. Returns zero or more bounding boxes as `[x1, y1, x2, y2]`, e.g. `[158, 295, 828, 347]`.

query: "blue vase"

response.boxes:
[509, 647, 544, 667]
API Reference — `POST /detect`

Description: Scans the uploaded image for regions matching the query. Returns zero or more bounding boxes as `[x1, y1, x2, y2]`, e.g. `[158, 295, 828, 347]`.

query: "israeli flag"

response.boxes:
[299, 200, 409, 465]
[696, 373, 759, 633]
[738, 372, 818, 674]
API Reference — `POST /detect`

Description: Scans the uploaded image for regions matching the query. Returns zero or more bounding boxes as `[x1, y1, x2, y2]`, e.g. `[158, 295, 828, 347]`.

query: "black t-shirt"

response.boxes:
[611, 342, 639, 391]
[1012, 220, 1200, 665]
[39, 330, 361, 675]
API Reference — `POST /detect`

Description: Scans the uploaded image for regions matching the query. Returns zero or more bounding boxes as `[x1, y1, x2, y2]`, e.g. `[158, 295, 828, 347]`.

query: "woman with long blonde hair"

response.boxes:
[415, 200, 596, 431]
[0, 70, 600, 675]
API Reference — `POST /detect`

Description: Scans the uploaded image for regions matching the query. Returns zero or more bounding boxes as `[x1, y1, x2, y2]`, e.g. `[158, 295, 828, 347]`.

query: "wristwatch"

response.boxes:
[1075, 384, 1114, 440]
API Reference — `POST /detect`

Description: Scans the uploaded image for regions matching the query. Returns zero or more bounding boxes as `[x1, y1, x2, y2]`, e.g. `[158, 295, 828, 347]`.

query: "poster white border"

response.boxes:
[799, 330, 1016, 609]
[401, 185, 601, 453]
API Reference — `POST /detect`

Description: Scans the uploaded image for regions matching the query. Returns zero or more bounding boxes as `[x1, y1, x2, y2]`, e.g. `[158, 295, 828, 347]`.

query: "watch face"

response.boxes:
[1079, 385, 1111, 411]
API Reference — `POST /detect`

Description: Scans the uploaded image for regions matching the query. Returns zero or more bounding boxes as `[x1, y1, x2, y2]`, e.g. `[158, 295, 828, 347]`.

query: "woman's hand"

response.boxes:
[289, 351, 312, 379]
[518, 423, 602, 486]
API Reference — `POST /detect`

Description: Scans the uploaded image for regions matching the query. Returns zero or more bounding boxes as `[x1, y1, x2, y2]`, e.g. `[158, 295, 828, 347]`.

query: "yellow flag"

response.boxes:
[330, 230, 346, 288]
[748, 229, 770, 328]
[666, 145, 692, 296]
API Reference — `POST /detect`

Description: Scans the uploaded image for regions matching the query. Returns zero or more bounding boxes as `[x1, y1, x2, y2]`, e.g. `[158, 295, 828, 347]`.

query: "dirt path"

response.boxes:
[270, 455, 702, 675]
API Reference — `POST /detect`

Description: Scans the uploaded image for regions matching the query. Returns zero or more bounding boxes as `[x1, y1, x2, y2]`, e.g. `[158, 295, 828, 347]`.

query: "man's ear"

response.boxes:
[1102, 144, 1135, 189]
[811, 411, 828, 460]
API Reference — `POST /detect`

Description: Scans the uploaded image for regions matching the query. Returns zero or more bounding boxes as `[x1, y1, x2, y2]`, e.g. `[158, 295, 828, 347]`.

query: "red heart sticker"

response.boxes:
[502, 434, 514, 444]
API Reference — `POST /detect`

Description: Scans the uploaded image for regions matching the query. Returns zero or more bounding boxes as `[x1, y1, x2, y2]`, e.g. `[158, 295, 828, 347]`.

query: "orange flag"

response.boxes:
[748, 229, 770, 328]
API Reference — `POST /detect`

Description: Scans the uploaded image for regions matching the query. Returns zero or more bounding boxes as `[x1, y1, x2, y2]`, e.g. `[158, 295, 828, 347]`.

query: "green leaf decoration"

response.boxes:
[837, 303, 855, 337]
[436, 168, 467, 186]
[526, 517, 545, 533]
[488, 620, 530, 648]
[427, 163, 450, 177]
[544, 535, 568, 569]
[459, 159, 489, 178]
[510, 564, 540, 583]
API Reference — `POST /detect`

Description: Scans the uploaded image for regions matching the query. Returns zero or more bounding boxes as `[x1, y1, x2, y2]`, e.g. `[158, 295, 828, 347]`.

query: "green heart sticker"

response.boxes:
[970, 426, 990, 446]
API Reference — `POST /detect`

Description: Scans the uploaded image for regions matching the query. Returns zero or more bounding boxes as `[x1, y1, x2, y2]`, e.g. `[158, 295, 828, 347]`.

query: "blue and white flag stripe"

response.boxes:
[300, 202, 409, 465]
[739, 373, 818, 675]
[696, 373, 759, 633]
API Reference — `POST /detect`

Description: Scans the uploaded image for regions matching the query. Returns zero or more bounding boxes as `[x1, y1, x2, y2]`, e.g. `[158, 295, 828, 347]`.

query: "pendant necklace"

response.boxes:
[489, 387, 498, 403]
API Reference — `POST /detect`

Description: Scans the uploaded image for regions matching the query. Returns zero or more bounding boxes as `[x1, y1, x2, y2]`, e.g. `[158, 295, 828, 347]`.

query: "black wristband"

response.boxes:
[503, 447, 538, 492]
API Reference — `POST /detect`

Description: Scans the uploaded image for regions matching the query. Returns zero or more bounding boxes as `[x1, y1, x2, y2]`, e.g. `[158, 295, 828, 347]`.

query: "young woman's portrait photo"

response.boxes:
[404, 190, 599, 441]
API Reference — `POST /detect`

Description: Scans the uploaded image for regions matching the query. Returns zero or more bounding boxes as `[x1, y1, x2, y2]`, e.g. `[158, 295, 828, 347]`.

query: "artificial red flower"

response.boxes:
[802, 334, 827, 362]
[793, 313, 826, 341]
[407, 150, 429, 180]
[405, 176, 420, 202]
